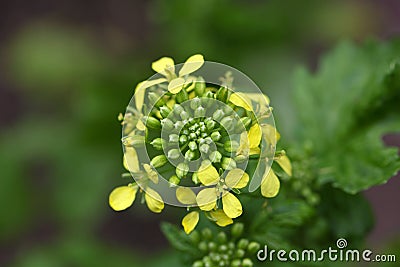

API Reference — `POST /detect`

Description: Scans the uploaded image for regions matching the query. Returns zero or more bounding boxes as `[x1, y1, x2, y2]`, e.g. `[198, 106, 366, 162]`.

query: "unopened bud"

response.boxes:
[159, 106, 171, 118]
[176, 162, 189, 178]
[161, 118, 174, 131]
[222, 157, 236, 170]
[216, 86, 229, 103]
[231, 223, 244, 237]
[242, 258, 253, 267]
[201, 228, 212, 240]
[234, 154, 247, 163]
[192, 172, 200, 184]
[190, 97, 201, 110]
[217, 232, 227, 244]
[174, 120, 184, 130]
[189, 132, 197, 140]
[169, 134, 179, 143]
[206, 120, 216, 131]
[235, 249, 245, 258]
[247, 242, 261, 254]
[179, 135, 188, 144]
[189, 141, 197, 151]
[194, 77, 206, 96]
[142, 116, 161, 129]
[122, 135, 145, 147]
[173, 104, 184, 114]
[180, 111, 190, 120]
[176, 87, 189, 103]
[167, 148, 181, 159]
[209, 151, 222, 163]
[194, 106, 205, 118]
[220, 117, 234, 131]
[150, 155, 167, 168]
[237, 239, 249, 249]
[169, 175, 180, 186]
[211, 131, 221, 142]
[213, 109, 224, 121]
[150, 138, 165, 150]
[185, 150, 196, 160]
[199, 144, 210, 154]
[224, 140, 239, 153]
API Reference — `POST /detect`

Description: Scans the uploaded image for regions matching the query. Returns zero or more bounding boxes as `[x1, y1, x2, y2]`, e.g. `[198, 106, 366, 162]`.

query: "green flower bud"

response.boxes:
[240, 117, 252, 129]
[223, 105, 233, 115]
[198, 241, 208, 252]
[218, 244, 228, 252]
[237, 239, 249, 250]
[242, 258, 253, 267]
[168, 148, 181, 159]
[179, 135, 188, 145]
[189, 141, 198, 151]
[190, 230, 201, 244]
[231, 223, 244, 237]
[209, 151, 222, 163]
[217, 232, 227, 244]
[169, 134, 179, 143]
[150, 155, 167, 168]
[234, 154, 247, 163]
[122, 135, 145, 147]
[150, 138, 165, 150]
[221, 157, 236, 170]
[180, 111, 190, 120]
[161, 118, 174, 131]
[192, 172, 200, 184]
[200, 125, 207, 133]
[169, 175, 180, 186]
[195, 106, 206, 117]
[159, 106, 171, 118]
[228, 242, 235, 250]
[216, 86, 229, 103]
[194, 77, 206, 96]
[182, 129, 189, 136]
[231, 259, 241, 267]
[148, 92, 163, 106]
[206, 120, 216, 131]
[174, 120, 184, 130]
[173, 104, 184, 114]
[211, 131, 221, 142]
[201, 228, 212, 240]
[200, 132, 208, 138]
[204, 137, 213, 144]
[176, 162, 189, 178]
[189, 132, 197, 140]
[224, 140, 239, 153]
[213, 109, 224, 121]
[176, 87, 189, 103]
[235, 248, 245, 258]
[185, 150, 196, 160]
[142, 116, 161, 129]
[247, 242, 261, 254]
[199, 144, 210, 154]
[208, 241, 217, 251]
[220, 117, 234, 131]
[192, 261, 204, 267]
[190, 97, 201, 110]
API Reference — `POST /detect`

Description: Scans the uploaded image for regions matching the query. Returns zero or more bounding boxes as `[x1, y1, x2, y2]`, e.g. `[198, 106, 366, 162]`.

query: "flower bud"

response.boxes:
[122, 135, 145, 147]
[234, 154, 247, 163]
[190, 97, 201, 110]
[169, 134, 179, 143]
[209, 151, 222, 163]
[189, 132, 197, 140]
[173, 104, 184, 114]
[148, 92, 164, 107]
[150, 138, 165, 150]
[168, 148, 181, 159]
[150, 155, 167, 168]
[192, 261, 204, 267]
[161, 118, 174, 131]
[199, 144, 210, 154]
[169, 175, 180, 186]
[247, 242, 261, 254]
[176, 162, 189, 178]
[192, 172, 200, 184]
[217, 232, 227, 244]
[189, 230, 201, 244]
[213, 109, 224, 121]
[185, 150, 196, 160]
[224, 140, 239, 153]
[206, 120, 216, 131]
[216, 86, 229, 103]
[194, 77, 206, 96]
[240, 117, 252, 129]
[159, 106, 171, 118]
[231, 259, 241, 267]
[142, 116, 161, 129]
[242, 258, 253, 267]
[211, 131, 221, 142]
[174, 120, 184, 130]
[176, 87, 189, 103]
[194, 106, 206, 118]
[237, 239, 249, 249]
[222, 157, 236, 170]
[188, 141, 197, 151]
[202, 228, 213, 240]
[235, 249, 245, 258]
[179, 135, 188, 145]
[208, 241, 217, 251]
[220, 117, 234, 131]
[231, 223, 244, 237]
[198, 241, 208, 252]
[180, 111, 190, 120]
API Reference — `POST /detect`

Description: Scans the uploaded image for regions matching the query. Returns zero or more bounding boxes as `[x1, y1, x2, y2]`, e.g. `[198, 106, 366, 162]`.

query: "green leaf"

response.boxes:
[293, 40, 400, 194]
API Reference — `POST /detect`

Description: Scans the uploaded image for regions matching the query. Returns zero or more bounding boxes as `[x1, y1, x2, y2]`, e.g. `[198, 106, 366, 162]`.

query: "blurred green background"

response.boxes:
[0, 0, 399, 266]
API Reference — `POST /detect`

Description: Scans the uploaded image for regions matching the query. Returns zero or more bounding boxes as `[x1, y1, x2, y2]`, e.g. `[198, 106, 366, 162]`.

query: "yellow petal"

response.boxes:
[229, 92, 252, 111]
[209, 210, 233, 227]
[197, 162, 220, 186]
[145, 188, 164, 213]
[248, 123, 262, 148]
[225, 169, 249, 189]
[176, 187, 197, 205]
[182, 211, 199, 234]
[249, 147, 260, 155]
[178, 54, 204, 77]
[123, 147, 139, 172]
[143, 164, 159, 184]
[261, 169, 280, 198]
[276, 155, 292, 176]
[109, 185, 138, 211]
[261, 124, 280, 145]
[135, 79, 167, 111]
[196, 188, 217, 211]
[222, 192, 242, 218]
[136, 119, 146, 131]
[168, 77, 185, 94]
[151, 57, 175, 75]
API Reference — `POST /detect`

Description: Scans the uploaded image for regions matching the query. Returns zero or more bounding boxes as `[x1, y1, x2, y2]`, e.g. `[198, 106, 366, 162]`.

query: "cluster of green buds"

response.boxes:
[190, 223, 260, 267]
[108, 54, 293, 235]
